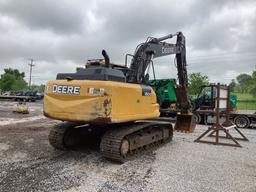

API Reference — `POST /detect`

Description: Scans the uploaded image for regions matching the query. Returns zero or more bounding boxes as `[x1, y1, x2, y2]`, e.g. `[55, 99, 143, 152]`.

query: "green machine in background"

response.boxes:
[148, 80, 238, 115]
[191, 84, 237, 111]
[148, 79, 255, 128]
[148, 79, 177, 109]
[230, 94, 238, 109]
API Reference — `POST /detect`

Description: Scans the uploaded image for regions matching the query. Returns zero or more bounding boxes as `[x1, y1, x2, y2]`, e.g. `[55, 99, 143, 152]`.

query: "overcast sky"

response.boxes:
[0, 0, 255, 85]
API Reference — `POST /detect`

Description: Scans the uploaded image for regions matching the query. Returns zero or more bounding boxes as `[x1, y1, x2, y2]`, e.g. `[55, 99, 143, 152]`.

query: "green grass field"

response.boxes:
[235, 93, 255, 100]
[233, 92, 256, 110]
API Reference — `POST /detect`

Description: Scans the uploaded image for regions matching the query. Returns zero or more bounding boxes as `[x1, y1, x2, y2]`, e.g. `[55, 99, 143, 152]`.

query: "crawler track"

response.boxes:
[100, 121, 173, 162]
[49, 121, 173, 163]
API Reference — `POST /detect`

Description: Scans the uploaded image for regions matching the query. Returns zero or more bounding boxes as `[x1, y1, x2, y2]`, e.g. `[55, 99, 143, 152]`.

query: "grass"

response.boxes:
[236, 101, 256, 110]
[234, 92, 255, 100]
[233, 92, 256, 110]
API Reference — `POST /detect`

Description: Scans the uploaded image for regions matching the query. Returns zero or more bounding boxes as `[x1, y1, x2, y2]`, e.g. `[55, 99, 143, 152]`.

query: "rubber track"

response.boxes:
[100, 121, 173, 162]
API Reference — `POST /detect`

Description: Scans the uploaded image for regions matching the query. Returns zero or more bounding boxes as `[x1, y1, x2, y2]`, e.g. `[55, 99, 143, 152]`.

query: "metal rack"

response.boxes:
[194, 83, 249, 147]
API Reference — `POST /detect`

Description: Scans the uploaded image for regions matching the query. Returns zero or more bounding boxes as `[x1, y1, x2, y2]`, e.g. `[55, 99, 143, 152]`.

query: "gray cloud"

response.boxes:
[0, 0, 255, 85]
[0, 0, 86, 34]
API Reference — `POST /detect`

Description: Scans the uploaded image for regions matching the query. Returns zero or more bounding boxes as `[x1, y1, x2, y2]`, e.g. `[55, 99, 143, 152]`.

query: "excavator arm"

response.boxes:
[127, 32, 187, 84]
[127, 32, 195, 132]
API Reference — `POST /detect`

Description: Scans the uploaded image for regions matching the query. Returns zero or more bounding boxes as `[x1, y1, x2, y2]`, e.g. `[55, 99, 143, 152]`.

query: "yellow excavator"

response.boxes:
[44, 32, 195, 162]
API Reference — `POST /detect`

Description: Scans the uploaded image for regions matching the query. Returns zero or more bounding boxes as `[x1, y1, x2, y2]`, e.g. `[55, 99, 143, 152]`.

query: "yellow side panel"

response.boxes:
[111, 83, 159, 122]
[43, 80, 159, 124]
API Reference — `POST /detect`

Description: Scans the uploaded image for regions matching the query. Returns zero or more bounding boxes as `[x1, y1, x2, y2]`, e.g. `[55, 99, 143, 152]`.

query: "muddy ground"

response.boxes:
[0, 101, 256, 192]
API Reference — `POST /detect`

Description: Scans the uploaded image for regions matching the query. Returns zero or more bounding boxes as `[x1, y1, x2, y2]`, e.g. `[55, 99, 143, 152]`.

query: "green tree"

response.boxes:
[0, 68, 27, 91]
[0, 73, 16, 91]
[229, 79, 237, 92]
[249, 71, 256, 97]
[236, 73, 251, 93]
[188, 72, 209, 95]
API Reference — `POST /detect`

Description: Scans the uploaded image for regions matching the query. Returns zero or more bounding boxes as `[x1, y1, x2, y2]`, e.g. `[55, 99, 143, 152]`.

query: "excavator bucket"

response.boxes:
[174, 112, 196, 133]
[174, 85, 196, 133]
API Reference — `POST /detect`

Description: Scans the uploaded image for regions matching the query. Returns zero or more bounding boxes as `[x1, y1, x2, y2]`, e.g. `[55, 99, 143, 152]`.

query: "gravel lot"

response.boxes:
[0, 101, 256, 192]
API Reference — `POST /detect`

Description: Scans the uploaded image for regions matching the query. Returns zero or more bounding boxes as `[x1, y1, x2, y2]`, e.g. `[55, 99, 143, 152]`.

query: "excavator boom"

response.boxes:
[126, 32, 195, 132]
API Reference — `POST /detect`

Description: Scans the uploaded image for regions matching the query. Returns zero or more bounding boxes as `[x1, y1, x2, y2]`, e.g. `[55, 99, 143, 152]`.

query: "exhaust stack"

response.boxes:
[102, 50, 110, 68]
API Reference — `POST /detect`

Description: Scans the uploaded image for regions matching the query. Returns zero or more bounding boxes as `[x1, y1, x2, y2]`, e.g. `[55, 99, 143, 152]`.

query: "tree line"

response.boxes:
[229, 72, 256, 97]
[188, 70, 256, 97]
[0, 68, 45, 93]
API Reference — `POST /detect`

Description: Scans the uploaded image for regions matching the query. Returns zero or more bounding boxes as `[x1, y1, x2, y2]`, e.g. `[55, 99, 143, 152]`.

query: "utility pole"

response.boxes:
[28, 59, 35, 89]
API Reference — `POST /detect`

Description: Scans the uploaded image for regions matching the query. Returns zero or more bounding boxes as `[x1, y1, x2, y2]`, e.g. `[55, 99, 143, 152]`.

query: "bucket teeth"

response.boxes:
[174, 114, 196, 133]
